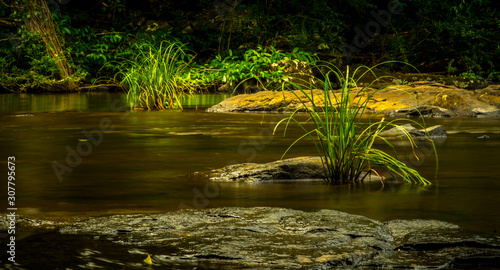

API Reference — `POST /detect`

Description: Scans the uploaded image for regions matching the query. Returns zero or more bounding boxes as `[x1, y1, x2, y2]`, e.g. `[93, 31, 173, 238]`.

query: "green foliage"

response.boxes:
[2, 0, 498, 91]
[462, 72, 481, 79]
[192, 45, 319, 90]
[118, 41, 197, 110]
[275, 62, 437, 185]
[0, 1, 83, 91]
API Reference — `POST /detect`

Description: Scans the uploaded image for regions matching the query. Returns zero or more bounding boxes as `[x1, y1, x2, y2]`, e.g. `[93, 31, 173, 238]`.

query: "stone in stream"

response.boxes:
[57, 207, 500, 269]
[379, 124, 447, 138]
[191, 156, 384, 183]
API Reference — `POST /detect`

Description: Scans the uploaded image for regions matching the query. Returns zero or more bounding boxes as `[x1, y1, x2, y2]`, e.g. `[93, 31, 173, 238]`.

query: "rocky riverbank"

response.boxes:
[56, 207, 500, 269]
[208, 82, 500, 118]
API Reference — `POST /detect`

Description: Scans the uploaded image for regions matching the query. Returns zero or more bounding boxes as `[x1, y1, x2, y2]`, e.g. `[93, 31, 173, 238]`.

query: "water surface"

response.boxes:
[0, 92, 499, 236]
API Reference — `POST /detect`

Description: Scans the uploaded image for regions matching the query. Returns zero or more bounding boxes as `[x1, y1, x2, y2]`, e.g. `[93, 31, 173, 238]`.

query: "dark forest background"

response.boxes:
[1, 0, 499, 91]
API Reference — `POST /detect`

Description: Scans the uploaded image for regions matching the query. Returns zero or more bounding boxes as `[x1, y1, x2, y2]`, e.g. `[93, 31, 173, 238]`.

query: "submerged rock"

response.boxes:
[59, 207, 500, 269]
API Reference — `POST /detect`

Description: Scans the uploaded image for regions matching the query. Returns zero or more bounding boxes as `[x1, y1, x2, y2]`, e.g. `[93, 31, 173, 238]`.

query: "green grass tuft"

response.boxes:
[118, 41, 196, 110]
[274, 62, 437, 185]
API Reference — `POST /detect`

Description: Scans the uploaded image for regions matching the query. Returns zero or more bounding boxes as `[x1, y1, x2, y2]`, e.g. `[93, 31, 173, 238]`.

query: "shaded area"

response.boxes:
[0, 0, 498, 92]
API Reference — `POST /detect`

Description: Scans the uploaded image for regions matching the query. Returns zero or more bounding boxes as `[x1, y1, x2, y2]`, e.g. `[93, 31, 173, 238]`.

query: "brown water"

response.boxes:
[1, 92, 500, 234]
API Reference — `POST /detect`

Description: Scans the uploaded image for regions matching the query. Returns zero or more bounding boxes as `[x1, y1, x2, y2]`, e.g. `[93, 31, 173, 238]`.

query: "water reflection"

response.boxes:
[0, 92, 231, 112]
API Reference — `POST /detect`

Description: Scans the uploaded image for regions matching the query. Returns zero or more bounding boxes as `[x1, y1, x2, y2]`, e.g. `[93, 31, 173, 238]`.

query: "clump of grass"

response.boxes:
[274, 63, 437, 185]
[119, 41, 196, 110]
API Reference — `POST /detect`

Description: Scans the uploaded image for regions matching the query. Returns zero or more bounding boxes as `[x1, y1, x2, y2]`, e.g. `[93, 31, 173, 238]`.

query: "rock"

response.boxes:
[208, 82, 500, 118]
[14, 113, 36, 117]
[191, 156, 383, 183]
[379, 124, 447, 139]
[59, 207, 395, 269]
[357, 82, 500, 118]
[207, 89, 327, 113]
[193, 156, 324, 182]
[425, 125, 448, 138]
[382, 219, 500, 268]
[429, 89, 500, 118]
[58, 207, 500, 269]
[386, 105, 452, 118]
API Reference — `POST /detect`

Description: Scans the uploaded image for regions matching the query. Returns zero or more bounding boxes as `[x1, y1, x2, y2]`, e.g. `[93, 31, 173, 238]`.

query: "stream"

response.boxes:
[1, 92, 499, 268]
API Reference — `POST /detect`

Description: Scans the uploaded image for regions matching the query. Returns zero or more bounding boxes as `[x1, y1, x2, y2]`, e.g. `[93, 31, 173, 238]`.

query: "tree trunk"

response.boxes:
[19, 0, 77, 90]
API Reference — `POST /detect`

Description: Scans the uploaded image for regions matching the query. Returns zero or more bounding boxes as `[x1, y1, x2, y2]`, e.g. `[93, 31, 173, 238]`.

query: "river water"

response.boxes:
[1, 92, 500, 267]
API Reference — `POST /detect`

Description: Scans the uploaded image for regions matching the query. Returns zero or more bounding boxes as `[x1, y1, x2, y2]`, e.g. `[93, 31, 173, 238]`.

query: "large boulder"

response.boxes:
[208, 82, 500, 118]
[207, 89, 327, 113]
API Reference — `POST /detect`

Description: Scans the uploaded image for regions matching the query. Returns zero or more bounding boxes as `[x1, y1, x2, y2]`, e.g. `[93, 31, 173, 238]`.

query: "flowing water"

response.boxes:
[1, 92, 499, 268]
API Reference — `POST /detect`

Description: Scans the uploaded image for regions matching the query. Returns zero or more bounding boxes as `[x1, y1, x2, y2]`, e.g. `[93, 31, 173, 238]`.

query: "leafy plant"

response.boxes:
[275, 62, 437, 185]
[461, 71, 479, 79]
[118, 41, 197, 110]
[191, 45, 319, 91]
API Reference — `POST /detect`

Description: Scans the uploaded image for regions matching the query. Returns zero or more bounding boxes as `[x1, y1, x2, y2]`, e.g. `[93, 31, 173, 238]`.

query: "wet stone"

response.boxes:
[59, 207, 500, 269]
[190, 156, 384, 183]
[379, 124, 447, 139]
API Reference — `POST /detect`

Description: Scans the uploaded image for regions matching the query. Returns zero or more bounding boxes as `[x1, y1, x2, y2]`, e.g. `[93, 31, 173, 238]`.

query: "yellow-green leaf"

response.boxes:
[144, 254, 152, 265]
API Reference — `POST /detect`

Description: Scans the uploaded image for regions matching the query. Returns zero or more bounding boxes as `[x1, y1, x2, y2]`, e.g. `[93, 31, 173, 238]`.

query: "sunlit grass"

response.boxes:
[275, 63, 437, 185]
[118, 41, 197, 110]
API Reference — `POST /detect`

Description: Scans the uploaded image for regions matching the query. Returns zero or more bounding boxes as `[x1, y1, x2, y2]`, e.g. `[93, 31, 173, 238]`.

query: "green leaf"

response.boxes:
[62, 27, 71, 35]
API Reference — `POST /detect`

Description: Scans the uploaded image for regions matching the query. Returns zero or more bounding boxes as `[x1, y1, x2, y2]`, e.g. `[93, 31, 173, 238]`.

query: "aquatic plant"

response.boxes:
[119, 41, 196, 110]
[274, 63, 437, 185]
